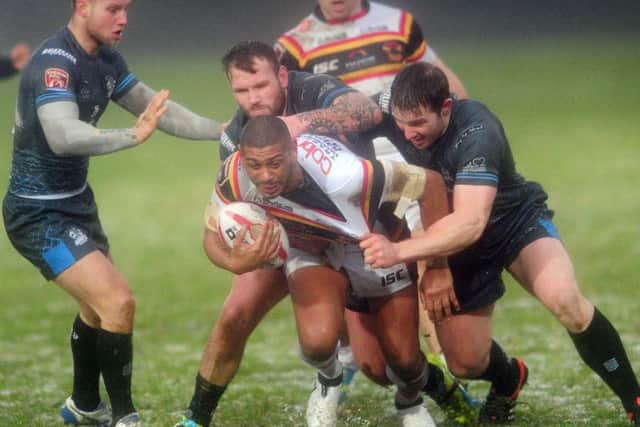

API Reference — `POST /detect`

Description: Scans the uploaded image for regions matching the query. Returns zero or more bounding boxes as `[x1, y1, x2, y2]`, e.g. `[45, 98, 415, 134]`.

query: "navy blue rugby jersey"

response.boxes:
[218, 70, 376, 161]
[388, 99, 548, 224]
[8, 27, 138, 197]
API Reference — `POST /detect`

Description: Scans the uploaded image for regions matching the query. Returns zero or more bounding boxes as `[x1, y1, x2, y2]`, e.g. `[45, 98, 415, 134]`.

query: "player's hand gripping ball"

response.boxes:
[217, 202, 289, 268]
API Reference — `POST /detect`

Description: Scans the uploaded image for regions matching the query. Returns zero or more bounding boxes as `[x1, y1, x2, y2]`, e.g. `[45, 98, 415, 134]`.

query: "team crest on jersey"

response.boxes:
[382, 41, 403, 62]
[44, 68, 70, 89]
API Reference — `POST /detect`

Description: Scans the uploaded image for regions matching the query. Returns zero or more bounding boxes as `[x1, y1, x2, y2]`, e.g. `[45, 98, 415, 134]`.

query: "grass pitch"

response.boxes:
[0, 37, 639, 426]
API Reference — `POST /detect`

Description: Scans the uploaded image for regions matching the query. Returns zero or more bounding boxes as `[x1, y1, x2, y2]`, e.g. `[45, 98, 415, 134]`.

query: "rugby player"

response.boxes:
[2, 1, 222, 426]
[174, 41, 475, 427]
[204, 115, 450, 426]
[275, 0, 469, 388]
[360, 62, 640, 425]
[0, 42, 30, 78]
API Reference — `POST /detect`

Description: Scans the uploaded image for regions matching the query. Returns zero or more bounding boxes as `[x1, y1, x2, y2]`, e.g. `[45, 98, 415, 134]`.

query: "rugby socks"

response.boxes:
[187, 373, 226, 427]
[97, 330, 135, 420]
[70, 315, 101, 411]
[569, 307, 640, 412]
[478, 340, 521, 396]
[387, 361, 429, 407]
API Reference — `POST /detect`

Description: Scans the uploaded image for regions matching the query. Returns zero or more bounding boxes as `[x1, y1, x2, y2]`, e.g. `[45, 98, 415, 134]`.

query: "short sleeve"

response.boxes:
[33, 55, 78, 108]
[453, 123, 503, 187]
[107, 50, 138, 101]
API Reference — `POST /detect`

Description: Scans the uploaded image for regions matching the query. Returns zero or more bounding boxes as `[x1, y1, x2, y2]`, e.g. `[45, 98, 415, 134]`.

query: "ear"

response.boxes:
[277, 65, 288, 89]
[440, 98, 453, 118]
[76, 0, 90, 18]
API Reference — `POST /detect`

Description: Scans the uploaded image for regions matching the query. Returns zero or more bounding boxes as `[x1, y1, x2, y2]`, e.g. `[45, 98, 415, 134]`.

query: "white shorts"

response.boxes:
[373, 136, 422, 231]
[285, 225, 414, 298]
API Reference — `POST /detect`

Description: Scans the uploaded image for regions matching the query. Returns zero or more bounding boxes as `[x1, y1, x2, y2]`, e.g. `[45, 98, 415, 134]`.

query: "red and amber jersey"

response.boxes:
[275, 1, 438, 97]
[207, 134, 405, 244]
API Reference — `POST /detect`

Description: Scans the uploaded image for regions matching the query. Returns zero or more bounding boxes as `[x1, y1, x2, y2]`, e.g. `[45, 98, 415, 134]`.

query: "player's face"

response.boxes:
[392, 101, 452, 149]
[229, 59, 288, 118]
[318, 0, 363, 21]
[240, 140, 299, 199]
[84, 0, 131, 47]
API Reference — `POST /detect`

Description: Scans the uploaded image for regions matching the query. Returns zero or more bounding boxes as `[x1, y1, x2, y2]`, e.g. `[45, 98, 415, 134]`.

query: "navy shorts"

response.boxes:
[451, 203, 560, 313]
[3, 186, 110, 280]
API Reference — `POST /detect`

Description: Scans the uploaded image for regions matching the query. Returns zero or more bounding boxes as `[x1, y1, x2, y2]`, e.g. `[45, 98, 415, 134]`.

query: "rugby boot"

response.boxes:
[61, 396, 111, 426]
[395, 396, 436, 427]
[424, 353, 482, 426]
[628, 396, 640, 426]
[306, 373, 343, 427]
[479, 358, 528, 424]
[173, 416, 203, 427]
[113, 412, 141, 427]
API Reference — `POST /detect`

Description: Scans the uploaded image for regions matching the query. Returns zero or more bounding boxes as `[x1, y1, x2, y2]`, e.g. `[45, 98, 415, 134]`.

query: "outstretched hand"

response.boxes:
[135, 89, 169, 143]
[360, 232, 400, 268]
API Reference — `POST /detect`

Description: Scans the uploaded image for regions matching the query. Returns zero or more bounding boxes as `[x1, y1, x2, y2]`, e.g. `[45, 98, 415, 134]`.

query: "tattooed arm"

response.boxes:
[280, 91, 382, 138]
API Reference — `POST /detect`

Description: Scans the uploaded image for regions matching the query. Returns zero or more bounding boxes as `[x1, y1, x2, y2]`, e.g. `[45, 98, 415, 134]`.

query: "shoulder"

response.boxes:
[296, 134, 363, 190]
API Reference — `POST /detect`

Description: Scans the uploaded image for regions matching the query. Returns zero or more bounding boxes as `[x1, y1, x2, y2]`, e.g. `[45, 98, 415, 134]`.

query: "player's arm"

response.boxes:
[360, 162, 451, 264]
[116, 81, 223, 140]
[0, 56, 17, 78]
[38, 91, 169, 156]
[280, 89, 382, 138]
[203, 201, 281, 274]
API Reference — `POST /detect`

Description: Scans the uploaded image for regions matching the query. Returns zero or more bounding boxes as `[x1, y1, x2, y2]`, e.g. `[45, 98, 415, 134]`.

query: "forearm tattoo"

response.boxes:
[297, 92, 379, 135]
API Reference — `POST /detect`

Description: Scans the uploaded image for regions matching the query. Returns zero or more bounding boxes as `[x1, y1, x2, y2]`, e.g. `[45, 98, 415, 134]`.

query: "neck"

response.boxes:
[284, 166, 304, 193]
[67, 18, 99, 55]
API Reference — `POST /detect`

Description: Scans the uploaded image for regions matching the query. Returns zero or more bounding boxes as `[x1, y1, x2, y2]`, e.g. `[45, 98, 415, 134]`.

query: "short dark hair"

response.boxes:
[239, 116, 291, 149]
[222, 40, 280, 78]
[391, 62, 450, 113]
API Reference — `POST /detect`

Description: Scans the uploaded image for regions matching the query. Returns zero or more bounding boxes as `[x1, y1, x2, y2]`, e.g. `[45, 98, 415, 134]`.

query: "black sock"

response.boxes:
[423, 361, 445, 394]
[70, 315, 101, 411]
[187, 373, 227, 427]
[478, 340, 520, 396]
[569, 307, 640, 412]
[97, 330, 135, 420]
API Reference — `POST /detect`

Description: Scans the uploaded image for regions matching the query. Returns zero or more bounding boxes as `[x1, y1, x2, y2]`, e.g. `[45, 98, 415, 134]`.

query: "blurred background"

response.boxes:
[1, 0, 639, 56]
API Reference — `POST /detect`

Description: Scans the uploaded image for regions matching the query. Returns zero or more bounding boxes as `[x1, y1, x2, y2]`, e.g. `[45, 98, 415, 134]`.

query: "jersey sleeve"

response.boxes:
[453, 123, 503, 187]
[32, 54, 78, 108]
[274, 40, 303, 71]
[219, 110, 244, 161]
[107, 49, 138, 101]
[205, 153, 242, 231]
[288, 72, 356, 112]
[0, 55, 17, 78]
[405, 14, 438, 64]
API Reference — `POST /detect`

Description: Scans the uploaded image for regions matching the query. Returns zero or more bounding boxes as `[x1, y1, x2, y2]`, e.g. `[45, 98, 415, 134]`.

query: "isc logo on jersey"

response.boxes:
[217, 202, 289, 268]
[313, 59, 339, 74]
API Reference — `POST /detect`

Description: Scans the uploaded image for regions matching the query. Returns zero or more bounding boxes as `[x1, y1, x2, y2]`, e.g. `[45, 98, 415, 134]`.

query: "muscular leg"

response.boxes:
[288, 266, 348, 371]
[509, 237, 640, 415]
[187, 268, 289, 427]
[56, 250, 137, 421]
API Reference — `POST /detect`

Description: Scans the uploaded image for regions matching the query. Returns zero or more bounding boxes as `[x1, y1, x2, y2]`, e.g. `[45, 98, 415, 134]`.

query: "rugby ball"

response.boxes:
[217, 201, 289, 268]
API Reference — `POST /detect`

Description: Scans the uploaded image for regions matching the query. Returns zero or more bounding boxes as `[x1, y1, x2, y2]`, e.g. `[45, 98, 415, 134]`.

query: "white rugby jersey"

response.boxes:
[275, 1, 438, 97]
[207, 134, 419, 244]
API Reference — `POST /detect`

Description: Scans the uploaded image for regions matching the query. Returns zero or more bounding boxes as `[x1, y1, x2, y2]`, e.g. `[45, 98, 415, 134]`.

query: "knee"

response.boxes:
[445, 352, 488, 379]
[217, 301, 259, 337]
[544, 292, 592, 332]
[299, 333, 338, 363]
[385, 350, 423, 381]
[100, 284, 136, 329]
